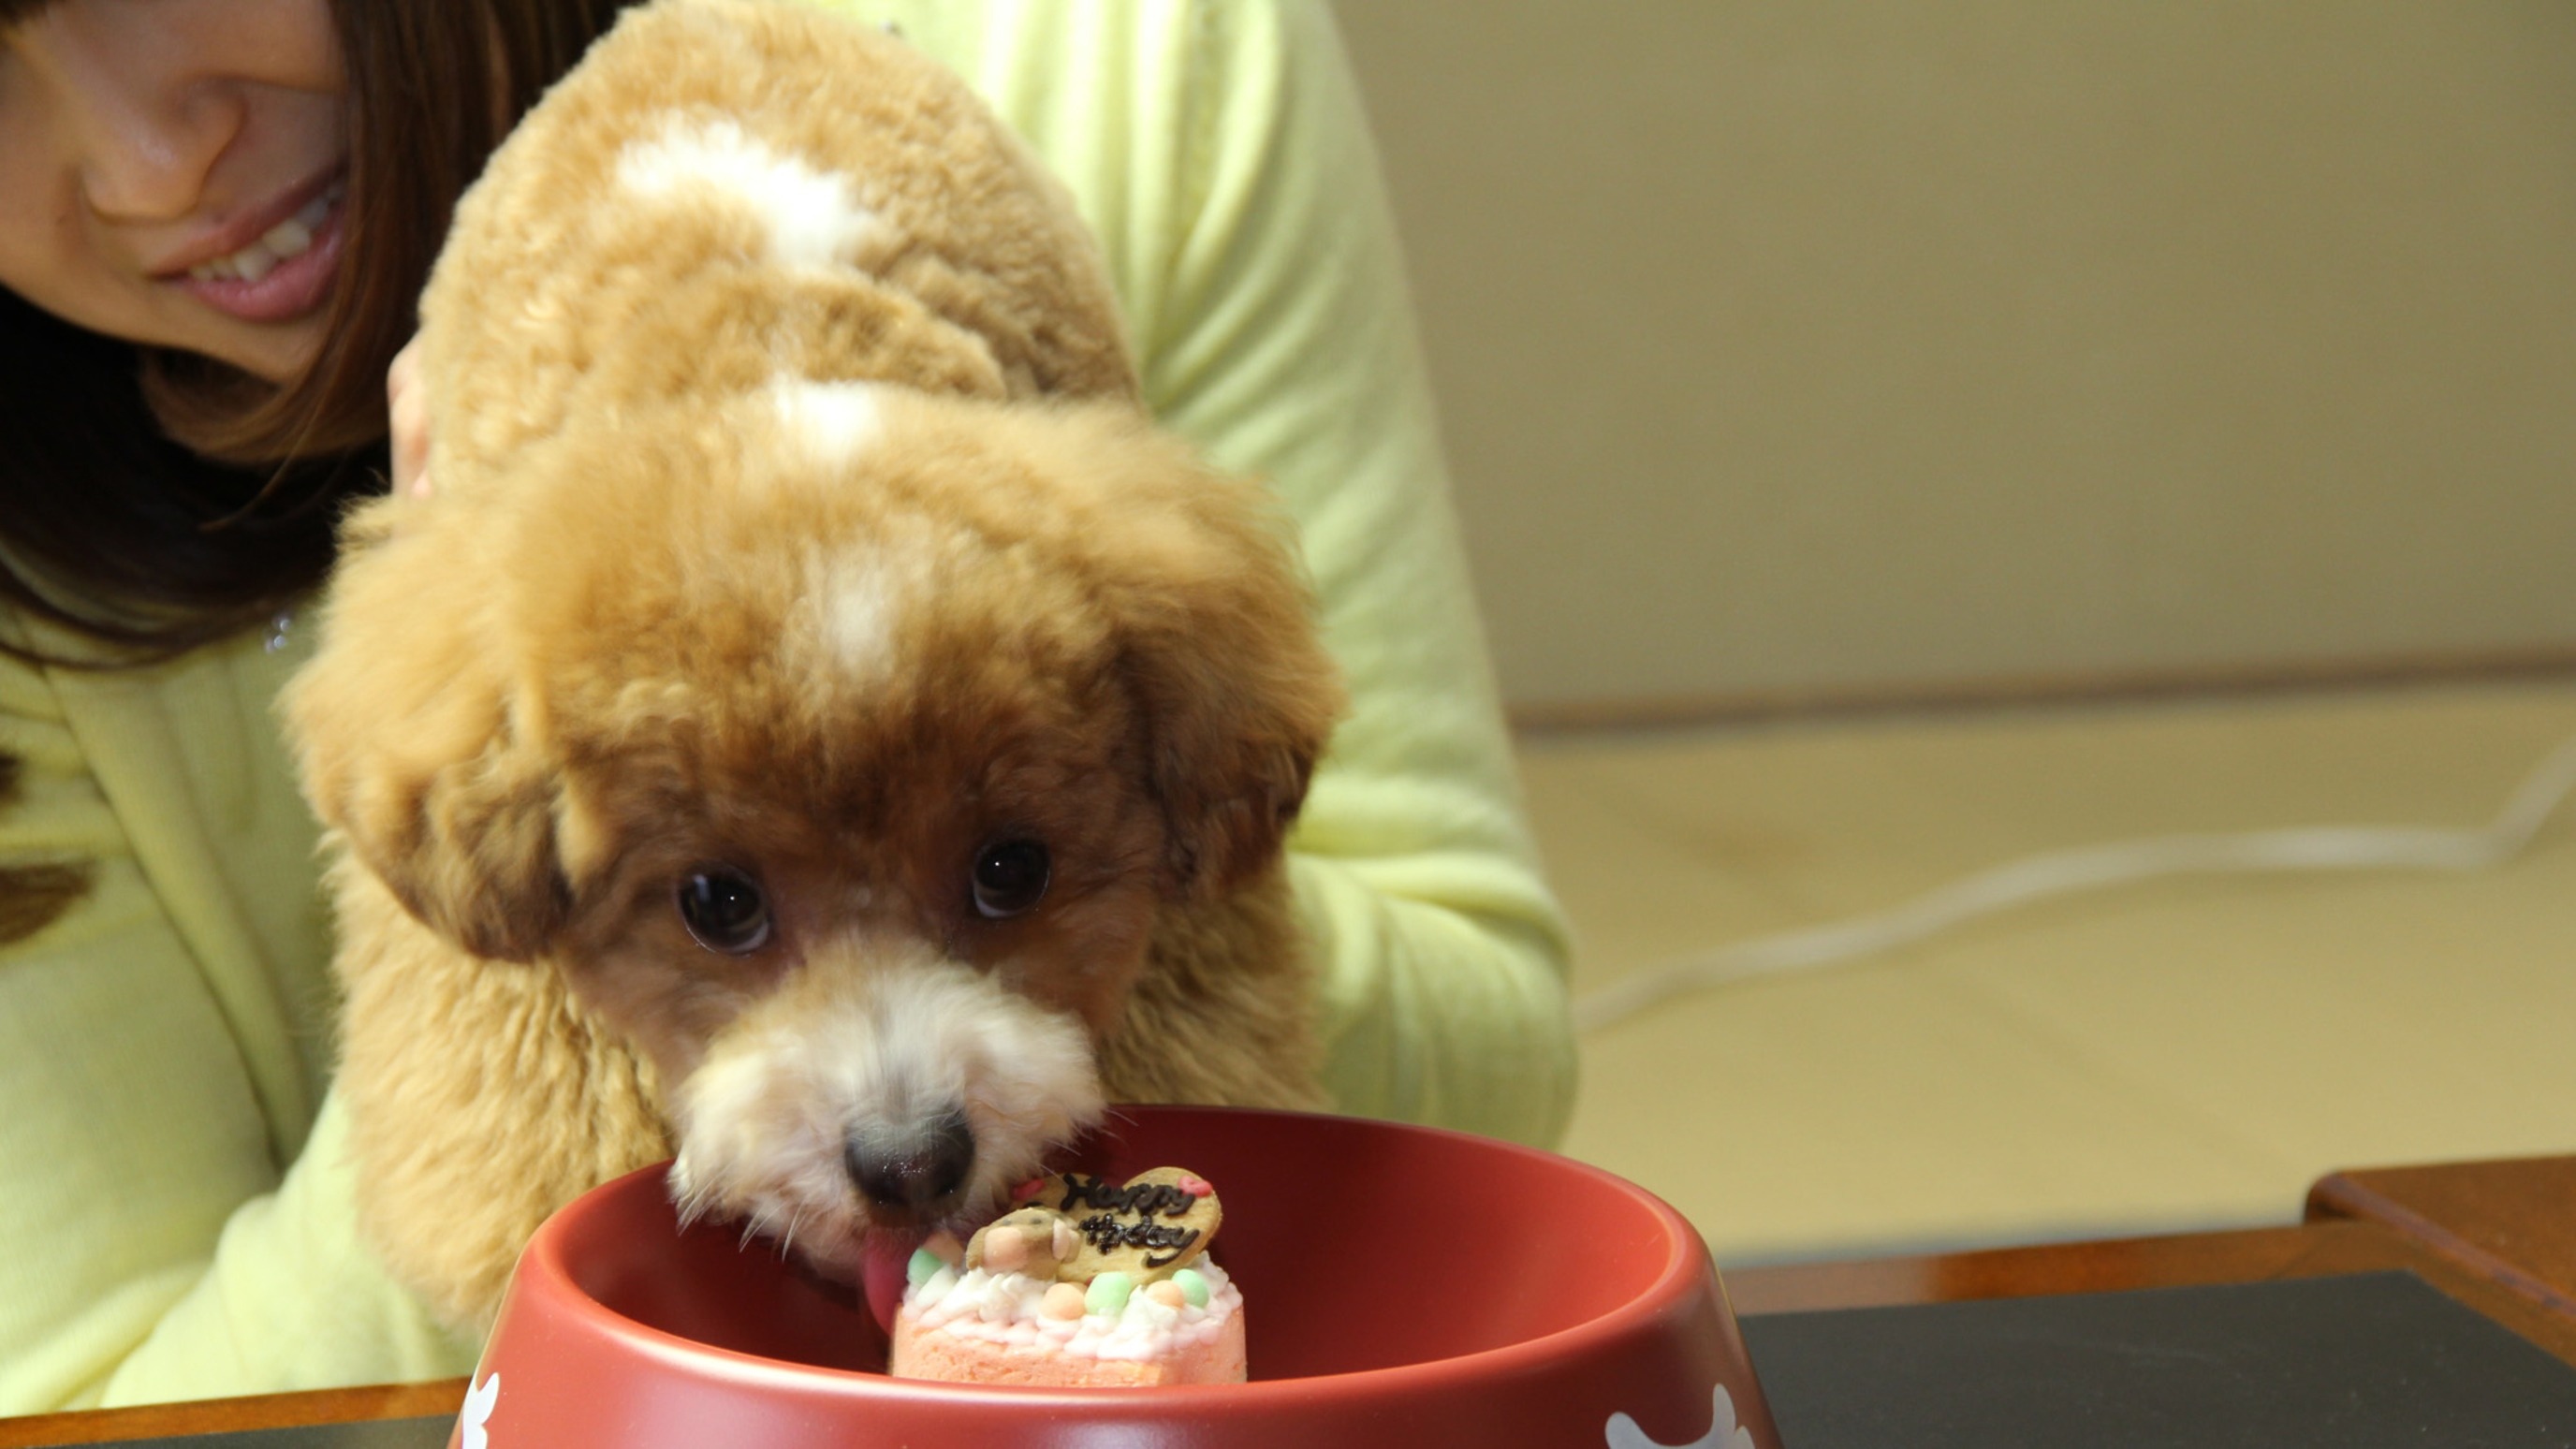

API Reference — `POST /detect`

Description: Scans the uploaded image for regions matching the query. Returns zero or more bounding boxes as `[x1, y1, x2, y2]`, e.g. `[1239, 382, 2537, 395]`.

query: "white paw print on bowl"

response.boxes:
[1604, 1384, 1756, 1449]
[459, 1371, 501, 1449]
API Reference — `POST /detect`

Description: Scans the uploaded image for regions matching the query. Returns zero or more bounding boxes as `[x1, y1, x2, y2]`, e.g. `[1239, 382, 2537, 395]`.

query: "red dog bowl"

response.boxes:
[452, 1105, 1781, 1448]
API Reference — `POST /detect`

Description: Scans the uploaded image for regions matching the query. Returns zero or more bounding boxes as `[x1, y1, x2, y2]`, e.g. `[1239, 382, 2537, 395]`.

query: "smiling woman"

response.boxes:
[0, 0, 620, 661]
[0, 0, 349, 380]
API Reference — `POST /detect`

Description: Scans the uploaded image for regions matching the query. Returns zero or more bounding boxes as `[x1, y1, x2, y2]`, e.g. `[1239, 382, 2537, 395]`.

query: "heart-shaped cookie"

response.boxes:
[986, 1166, 1220, 1283]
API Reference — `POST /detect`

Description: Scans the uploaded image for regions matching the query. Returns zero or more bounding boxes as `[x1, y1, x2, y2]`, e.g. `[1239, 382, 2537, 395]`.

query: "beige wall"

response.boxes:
[1328, 3, 2576, 721]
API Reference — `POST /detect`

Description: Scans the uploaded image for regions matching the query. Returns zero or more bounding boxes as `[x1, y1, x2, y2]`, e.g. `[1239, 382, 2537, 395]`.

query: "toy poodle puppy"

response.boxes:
[285, 0, 1339, 1331]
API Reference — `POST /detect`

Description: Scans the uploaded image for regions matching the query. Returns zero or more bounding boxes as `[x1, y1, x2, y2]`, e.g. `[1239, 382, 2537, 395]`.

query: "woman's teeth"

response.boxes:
[187, 183, 344, 284]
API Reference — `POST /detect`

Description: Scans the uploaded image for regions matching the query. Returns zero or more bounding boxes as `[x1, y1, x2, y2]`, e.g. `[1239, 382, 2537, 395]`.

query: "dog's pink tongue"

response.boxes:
[861, 1233, 921, 1336]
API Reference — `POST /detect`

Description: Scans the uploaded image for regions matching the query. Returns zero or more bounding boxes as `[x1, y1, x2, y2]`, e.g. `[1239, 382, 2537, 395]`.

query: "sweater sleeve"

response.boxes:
[1137, 1, 1577, 1144]
[91, 1090, 478, 1408]
[0, 637, 476, 1413]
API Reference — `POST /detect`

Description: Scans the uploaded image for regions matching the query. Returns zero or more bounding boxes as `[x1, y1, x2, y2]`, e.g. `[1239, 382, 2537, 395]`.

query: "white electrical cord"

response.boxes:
[1571, 727, 2576, 1034]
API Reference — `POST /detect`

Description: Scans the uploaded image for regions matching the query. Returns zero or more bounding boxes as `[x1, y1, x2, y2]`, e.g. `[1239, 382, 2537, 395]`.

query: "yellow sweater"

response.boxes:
[0, 0, 1573, 1412]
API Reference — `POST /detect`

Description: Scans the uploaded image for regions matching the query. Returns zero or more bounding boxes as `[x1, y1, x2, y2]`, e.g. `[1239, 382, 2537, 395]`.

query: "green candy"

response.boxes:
[1085, 1271, 1136, 1318]
[1171, 1267, 1210, 1308]
[906, 1247, 947, 1290]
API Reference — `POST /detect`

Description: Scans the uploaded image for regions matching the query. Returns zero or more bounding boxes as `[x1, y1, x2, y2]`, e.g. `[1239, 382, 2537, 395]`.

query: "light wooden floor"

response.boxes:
[1518, 680, 2576, 1266]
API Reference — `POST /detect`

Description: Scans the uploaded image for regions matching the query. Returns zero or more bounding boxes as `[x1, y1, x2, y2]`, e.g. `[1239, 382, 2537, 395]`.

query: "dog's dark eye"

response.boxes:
[678, 868, 771, 953]
[971, 840, 1050, 919]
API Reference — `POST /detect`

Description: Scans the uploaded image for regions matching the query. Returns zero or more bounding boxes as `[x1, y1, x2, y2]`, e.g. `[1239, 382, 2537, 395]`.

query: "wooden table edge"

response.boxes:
[0, 1379, 465, 1448]
[1724, 1216, 2576, 1368]
[2306, 1157, 2576, 1323]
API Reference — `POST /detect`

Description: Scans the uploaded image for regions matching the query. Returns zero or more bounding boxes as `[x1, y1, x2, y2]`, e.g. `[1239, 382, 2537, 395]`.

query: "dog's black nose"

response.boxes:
[845, 1111, 976, 1211]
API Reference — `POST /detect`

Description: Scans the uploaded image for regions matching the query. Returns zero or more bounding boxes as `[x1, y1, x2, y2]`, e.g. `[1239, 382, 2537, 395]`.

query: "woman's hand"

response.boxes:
[387, 336, 432, 499]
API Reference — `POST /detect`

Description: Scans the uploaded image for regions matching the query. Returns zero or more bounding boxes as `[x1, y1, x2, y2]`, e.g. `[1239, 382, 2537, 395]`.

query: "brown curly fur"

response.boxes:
[285, 0, 1339, 1330]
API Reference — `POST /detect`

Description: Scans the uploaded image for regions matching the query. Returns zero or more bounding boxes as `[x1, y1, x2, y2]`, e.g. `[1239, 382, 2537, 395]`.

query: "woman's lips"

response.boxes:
[167, 182, 348, 326]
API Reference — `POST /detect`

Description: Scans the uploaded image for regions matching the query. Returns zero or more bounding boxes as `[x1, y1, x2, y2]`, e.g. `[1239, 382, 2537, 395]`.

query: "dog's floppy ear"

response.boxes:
[1096, 446, 1346, 898]
[284, 504, 573, 963]
[341, 711, 570, 965]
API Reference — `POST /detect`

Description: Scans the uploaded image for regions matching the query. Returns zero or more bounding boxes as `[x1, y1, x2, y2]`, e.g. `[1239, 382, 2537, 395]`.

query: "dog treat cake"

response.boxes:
[887, 1167, 1245, 1387]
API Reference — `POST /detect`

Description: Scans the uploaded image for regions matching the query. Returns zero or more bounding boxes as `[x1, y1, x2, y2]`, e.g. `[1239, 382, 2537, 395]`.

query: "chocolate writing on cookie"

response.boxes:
[1037, 1167, 1222, 1281]
[1060, 1174, 1200, 1221]
[1076, 1213, 1201, 1267]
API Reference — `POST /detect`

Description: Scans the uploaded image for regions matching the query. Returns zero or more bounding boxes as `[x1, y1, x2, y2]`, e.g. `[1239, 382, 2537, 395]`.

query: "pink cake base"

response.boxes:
[888, 1304, 1247, 1387]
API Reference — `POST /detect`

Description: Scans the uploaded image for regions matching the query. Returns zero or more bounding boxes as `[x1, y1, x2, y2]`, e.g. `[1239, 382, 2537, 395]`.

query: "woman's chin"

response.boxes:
[173, 318, 328, 388]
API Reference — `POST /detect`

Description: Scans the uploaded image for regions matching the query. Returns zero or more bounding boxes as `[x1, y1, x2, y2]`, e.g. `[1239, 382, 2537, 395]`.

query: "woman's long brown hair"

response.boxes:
[0, 0, 632, 940]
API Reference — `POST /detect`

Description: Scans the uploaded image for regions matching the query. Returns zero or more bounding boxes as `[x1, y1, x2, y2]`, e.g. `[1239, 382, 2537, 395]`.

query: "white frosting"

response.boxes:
[902, 1259, 1240, 1363]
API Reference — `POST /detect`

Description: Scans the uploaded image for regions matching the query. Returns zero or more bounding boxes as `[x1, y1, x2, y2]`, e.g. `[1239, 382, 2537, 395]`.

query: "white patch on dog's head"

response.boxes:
[811, 547, 901, 677]
[768, 376, 885, 464]
[666, 946, 1105, 1271]
[768, 528, 943, 684]
[616, 115, 884, 267]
